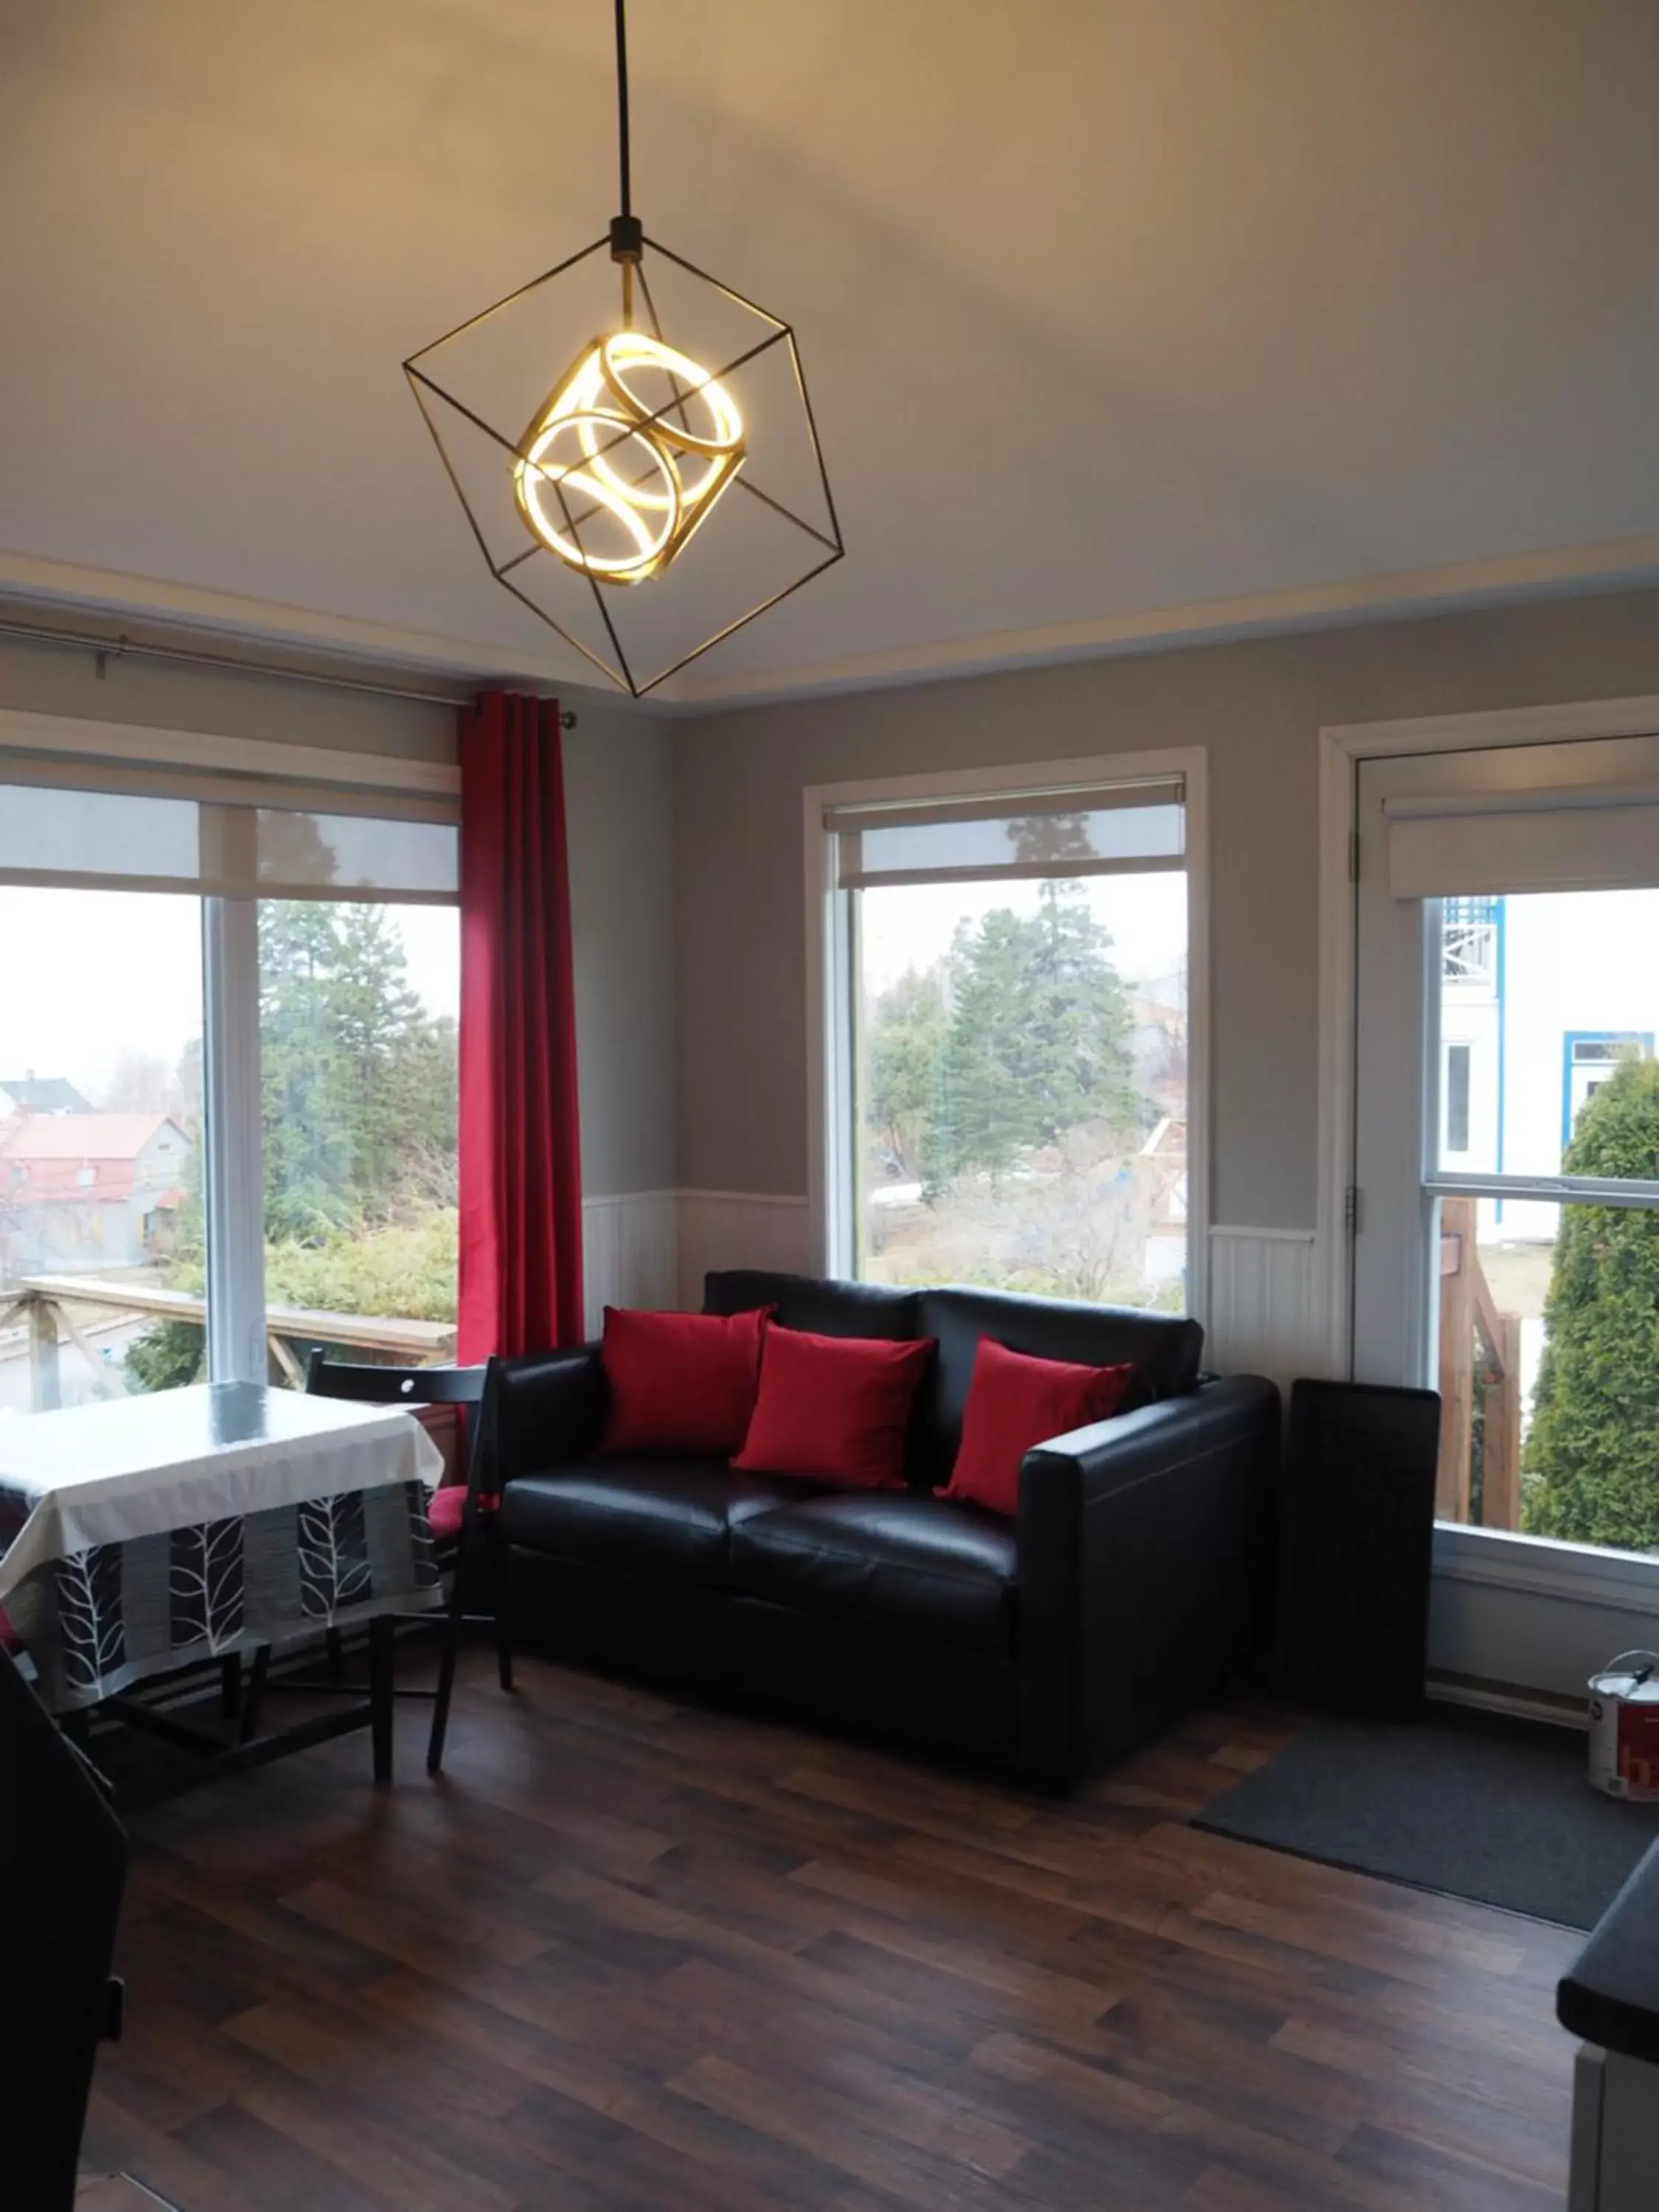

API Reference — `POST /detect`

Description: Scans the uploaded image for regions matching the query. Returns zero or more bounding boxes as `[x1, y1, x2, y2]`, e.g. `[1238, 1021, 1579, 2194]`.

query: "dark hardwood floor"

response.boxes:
[81, 1646, 1579, 2211]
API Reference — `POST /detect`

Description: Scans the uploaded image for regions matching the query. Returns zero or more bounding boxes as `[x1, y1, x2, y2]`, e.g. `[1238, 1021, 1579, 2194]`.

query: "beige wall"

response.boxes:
[673, 584, 1659, 1231]
[0, 633, 677, 1201]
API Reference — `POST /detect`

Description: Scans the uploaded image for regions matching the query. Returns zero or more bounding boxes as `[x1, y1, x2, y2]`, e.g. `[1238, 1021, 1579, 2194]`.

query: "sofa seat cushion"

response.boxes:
[502, 1459, 833, 1585]
[731, 1493, 1018, 1655]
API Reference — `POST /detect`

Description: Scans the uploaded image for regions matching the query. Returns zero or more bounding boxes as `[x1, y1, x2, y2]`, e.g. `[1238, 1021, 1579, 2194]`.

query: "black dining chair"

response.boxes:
[302, 1352, 512, 1774]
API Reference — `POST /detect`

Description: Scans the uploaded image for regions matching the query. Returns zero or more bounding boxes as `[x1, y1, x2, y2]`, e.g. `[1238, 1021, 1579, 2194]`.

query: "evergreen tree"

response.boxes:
[1523, 1055, 1659, 1548]
[931, 882, 1135, 1185]
[125, 901, 459, 1389]
[257, 902, 457, 1239]
[260, 902, 357, 1239]
[864, 968, 948, 1181]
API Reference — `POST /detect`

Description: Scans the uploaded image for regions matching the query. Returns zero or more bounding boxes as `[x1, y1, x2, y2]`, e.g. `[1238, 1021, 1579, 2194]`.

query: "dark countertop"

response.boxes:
[1559, 1834, 1659, 2064]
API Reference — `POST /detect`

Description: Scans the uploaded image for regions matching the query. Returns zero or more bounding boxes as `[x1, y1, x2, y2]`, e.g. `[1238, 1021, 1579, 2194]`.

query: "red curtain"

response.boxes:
[456, 690, 585, 1360]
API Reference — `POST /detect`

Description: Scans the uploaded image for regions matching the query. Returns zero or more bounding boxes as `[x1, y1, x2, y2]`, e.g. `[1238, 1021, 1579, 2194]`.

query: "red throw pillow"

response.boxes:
[942, 1338, 1135, 1516]
[732, 1326, 934, 1489]
[600, 1305, 771, 1456]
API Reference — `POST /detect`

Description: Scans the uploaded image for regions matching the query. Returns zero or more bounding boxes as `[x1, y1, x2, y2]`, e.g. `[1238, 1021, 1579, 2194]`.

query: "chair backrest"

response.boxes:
[305, 1351, 491, 1408]
[306, 1353, 498, 1491]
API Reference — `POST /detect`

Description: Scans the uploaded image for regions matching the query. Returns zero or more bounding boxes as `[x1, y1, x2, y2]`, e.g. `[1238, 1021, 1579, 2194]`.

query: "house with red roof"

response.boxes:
[0, 1111, 193, 1284]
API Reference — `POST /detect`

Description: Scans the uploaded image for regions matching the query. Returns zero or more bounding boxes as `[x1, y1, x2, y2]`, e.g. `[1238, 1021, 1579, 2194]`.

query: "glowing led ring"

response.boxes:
[512, 331, 745, 584]
[518, 410, 680, 578]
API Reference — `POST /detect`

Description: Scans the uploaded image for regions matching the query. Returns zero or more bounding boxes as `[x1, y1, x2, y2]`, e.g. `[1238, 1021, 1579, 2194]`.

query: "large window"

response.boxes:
[821, 768, 1197, 1307]
[0, 887, 204, 1410]
[1354, 734, 1659, 1570]
[0, 766, 458, 1411]
[1428, 888, 1659, 1543]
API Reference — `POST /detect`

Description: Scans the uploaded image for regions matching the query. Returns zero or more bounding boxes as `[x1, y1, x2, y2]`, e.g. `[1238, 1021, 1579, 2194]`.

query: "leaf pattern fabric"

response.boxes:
[10, 1482, 437, 1711]
[404, 1481, 440, 1592]
[298, 1489, 372, 1618]
[169, 1517, 246, 1652]
[57, 1543, 125, 1694]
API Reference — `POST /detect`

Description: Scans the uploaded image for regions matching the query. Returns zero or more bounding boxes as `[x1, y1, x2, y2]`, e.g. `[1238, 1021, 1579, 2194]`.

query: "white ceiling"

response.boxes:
[3, 0, 1659, 706]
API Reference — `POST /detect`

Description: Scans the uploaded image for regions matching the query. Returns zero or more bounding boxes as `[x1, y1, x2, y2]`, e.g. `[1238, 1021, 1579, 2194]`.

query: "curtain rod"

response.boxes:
[0, 615, 578, 728]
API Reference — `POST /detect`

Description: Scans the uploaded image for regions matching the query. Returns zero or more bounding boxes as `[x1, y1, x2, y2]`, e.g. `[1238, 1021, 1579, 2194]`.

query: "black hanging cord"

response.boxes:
[609, 0, 643, 265]
[615, 0, 632, 218]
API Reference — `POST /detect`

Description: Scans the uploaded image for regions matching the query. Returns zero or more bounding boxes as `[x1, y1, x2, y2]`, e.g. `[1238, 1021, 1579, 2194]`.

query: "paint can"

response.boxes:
[1587, 1652, 1659, 1801]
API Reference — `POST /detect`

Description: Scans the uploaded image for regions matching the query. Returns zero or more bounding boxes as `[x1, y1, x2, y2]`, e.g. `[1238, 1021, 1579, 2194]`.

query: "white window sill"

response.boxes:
[1433, 1521, 1659, 1615]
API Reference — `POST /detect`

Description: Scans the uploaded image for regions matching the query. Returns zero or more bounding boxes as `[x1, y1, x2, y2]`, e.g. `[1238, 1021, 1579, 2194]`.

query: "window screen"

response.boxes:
[832, 777, 1186, 889]
[0, 785, 458, 902]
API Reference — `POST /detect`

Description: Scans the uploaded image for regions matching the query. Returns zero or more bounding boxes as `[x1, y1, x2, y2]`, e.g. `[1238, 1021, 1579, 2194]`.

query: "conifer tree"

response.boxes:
[1523, 1055, 1659, 1548]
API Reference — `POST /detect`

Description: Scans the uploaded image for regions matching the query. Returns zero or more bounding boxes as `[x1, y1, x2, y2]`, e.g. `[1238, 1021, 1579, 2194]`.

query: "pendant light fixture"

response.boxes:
[404, 0, 844, 698]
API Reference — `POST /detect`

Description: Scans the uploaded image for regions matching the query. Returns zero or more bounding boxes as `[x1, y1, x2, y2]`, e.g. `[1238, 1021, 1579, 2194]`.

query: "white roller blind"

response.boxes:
[0, 783, 458, 901]
[832, 777, 1186, 889]
[1385, 783, 1659, 899]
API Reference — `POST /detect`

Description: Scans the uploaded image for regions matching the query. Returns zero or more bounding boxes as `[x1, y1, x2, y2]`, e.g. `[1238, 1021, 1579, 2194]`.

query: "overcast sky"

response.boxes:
[0, 890, 459, 1108]
[859, 871, 1189, 1004]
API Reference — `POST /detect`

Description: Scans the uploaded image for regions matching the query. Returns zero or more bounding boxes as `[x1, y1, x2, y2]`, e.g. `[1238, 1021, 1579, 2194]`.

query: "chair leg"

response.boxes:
[219, 1653, 242, 1719]
[238, 1645, 271, 1746]
[324, 1627, 346, 1681]
[426, 1533, 470, 1776]
[368, 1614, 394, 1784]
[486, 1512, 515, 1694]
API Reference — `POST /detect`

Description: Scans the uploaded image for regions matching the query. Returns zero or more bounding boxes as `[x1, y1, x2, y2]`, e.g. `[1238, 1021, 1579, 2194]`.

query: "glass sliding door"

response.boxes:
[0, 774, 459, 1405]
[1354, 732, 1659, 1582]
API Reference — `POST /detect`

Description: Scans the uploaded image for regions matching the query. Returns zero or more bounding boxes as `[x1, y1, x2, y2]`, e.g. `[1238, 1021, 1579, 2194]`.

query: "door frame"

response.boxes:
[1316, 690, 1659, 1645]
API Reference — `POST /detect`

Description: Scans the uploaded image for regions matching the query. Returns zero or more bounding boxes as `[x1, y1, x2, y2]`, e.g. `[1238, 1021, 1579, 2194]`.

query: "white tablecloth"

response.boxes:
[0, 1384, 446, 1709]
[0, 1383, 442, 1596]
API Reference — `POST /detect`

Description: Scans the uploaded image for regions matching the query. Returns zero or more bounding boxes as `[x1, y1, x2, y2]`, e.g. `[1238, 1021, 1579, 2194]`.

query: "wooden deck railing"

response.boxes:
[1437, 1197, 1523, 1528]
[0, 1273, 455, 1411]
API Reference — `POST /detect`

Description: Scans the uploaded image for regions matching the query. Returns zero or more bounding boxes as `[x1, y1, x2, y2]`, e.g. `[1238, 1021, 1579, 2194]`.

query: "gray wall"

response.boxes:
[673, 584, 1659, 1231]
[0, 633, 677, 1202]
[0, 629, 457, 762]
[563, 704, 676, 1198]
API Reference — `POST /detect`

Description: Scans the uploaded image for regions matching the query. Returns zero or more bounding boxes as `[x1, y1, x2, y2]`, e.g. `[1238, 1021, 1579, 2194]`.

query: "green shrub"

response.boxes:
[123, 1208, 457, 1391]
[1523, 1057, 1659, 1550]
[264, 1210, 457, 1325]
[125, 1318, 206, 1394]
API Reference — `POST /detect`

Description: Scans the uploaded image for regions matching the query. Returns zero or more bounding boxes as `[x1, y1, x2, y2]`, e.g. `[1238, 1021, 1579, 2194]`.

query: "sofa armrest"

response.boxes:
[493, 1346, 607, 1481]
[1015, 1375, 1281, 1787]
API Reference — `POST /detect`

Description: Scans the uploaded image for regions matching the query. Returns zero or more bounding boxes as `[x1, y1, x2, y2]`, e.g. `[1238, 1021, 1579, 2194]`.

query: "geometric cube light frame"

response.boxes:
[402, 7, 843, 700]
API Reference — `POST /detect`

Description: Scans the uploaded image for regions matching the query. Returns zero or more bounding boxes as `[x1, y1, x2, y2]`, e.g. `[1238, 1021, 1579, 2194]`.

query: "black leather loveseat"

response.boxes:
[493, 1270, 1280, 1787]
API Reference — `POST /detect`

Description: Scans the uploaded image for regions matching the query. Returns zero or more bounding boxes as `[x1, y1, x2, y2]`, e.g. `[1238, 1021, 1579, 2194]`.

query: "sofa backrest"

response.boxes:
[913, 1285, 1203, 1489]
[703, 1268, 922, 1340]
[703, 1270, 1204, 1489]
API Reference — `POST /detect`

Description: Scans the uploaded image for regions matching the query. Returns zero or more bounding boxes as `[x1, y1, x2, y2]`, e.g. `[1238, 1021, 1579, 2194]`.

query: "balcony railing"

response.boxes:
[0, 1273, 456, 1412]
[1436, 1197, 1522, 1528]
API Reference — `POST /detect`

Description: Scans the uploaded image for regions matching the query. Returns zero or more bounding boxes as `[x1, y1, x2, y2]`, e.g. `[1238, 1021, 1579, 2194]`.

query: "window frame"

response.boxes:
[0, 706, 460, 1388]
[803, 748, 1209, 1321]
[1340, 717, 1659, 1666]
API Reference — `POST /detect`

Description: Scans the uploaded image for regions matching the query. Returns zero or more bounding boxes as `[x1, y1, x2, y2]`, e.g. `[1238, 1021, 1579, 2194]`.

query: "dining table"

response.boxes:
[0, 1381, 445, 1784]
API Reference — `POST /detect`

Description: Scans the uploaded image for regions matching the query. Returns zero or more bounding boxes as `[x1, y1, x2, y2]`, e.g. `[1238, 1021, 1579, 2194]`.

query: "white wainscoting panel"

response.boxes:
[585, 1203, 1329, 1387]
[677, 1190, 813, 1309]
[580, 1189, 680, 1335]
[1204, 1226, 1324, 1391]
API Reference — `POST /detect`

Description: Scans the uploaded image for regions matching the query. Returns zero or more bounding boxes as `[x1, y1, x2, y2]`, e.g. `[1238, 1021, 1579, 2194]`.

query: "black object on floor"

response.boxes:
[1275, 1377, 1441, 1717]
[1197, 1703, 1659, 1929]
[0, 1646, 127, 2212]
